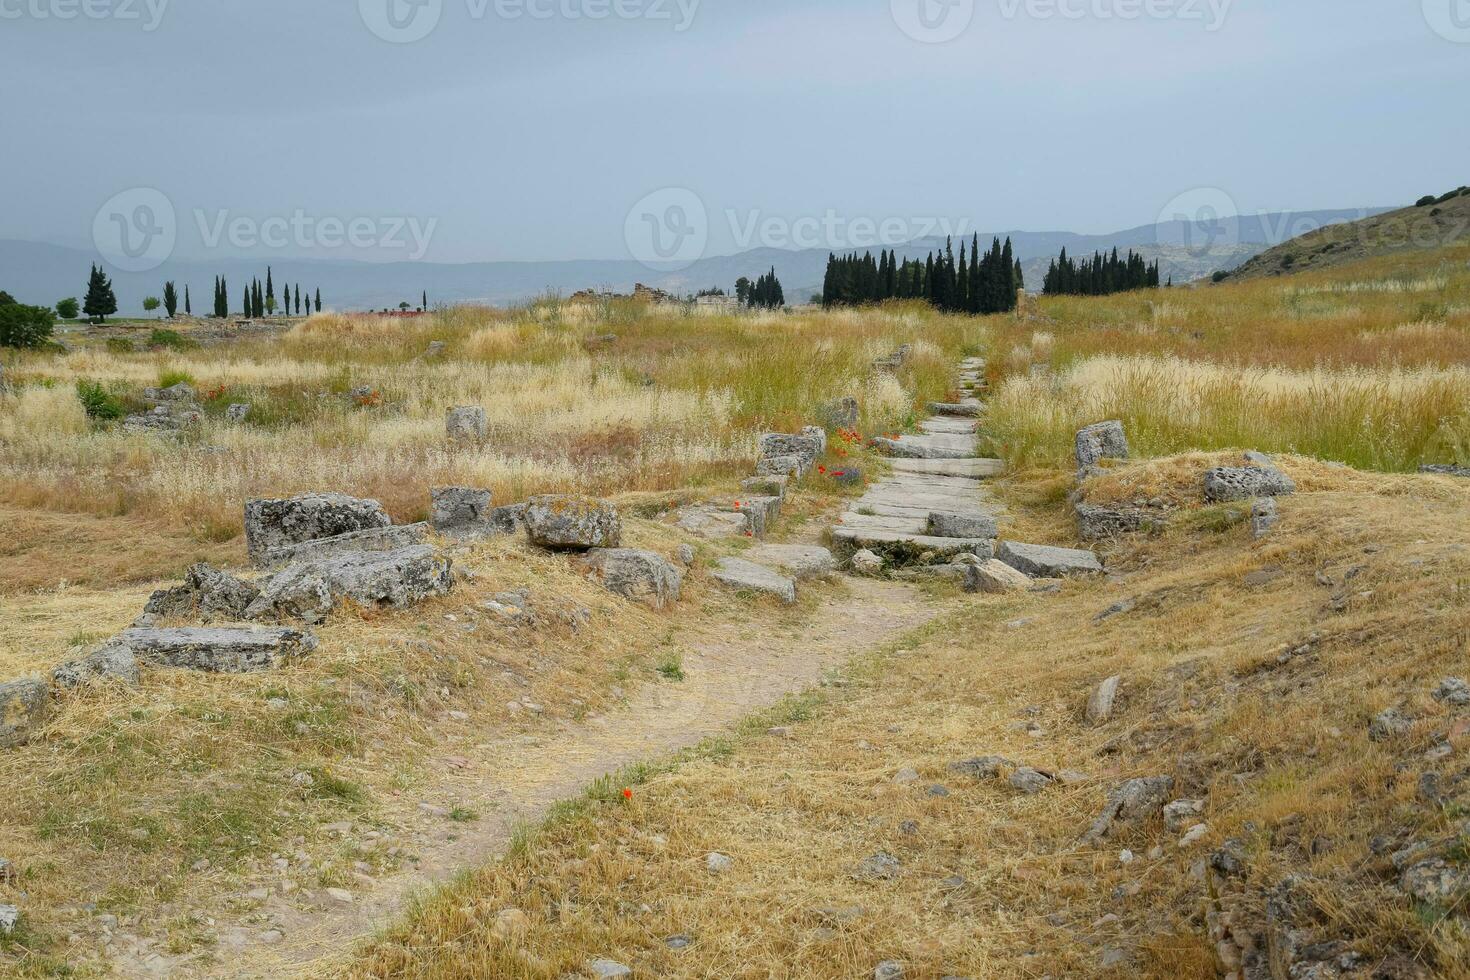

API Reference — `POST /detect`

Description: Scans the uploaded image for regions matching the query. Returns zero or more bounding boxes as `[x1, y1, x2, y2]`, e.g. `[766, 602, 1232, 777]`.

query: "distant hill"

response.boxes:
[0, 208, 1391, 315]
[1219, 188, 1470, 282]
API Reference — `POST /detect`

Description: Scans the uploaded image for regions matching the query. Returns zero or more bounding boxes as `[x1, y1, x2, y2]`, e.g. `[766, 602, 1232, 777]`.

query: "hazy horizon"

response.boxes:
[4, 0, 1468, 272]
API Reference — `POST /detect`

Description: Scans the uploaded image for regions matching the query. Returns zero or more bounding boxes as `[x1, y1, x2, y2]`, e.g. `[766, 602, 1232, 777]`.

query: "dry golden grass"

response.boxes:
[343, 458, 1470, 979]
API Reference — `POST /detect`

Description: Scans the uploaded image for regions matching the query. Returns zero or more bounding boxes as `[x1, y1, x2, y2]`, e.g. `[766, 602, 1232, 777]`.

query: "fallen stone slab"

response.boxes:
[574, 549, 683, 609]
[244, 493, 391, 561]
[870, 436, 975, 460]
[1076, 504, 1164, 541]
[1086, 675, 1122, 725]
[711, 557, 797, 605]
[524, 495, 621, 551]
[255, 523, 430, 570]
[246, 546, 453, 624]
[1203, 455, 1296, 502]
[116, 627, 318, 674]
[1081, 775, 1175, 844]
[0, 678, 48, 748]
[962, 559, 1032, 595]
[744, 544, 837, 580]
[52, 640, 140, 689]
[1420, 464, 1470, 478]
[998, 540, 1103, 577]
[675, 506, 748, 539]
[145, 563, 261, 620]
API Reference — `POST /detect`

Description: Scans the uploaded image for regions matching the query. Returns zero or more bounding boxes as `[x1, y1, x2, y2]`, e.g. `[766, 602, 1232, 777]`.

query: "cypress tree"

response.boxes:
[162, 281, 178, 317]
[315, 288, 322, 313]
[265, 266, 275, 315]
[184, 284, 191, 317]
[83, 263, 118, 323]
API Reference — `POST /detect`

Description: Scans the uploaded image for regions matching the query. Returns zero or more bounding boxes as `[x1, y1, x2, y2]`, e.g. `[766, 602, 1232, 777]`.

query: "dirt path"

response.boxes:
[113, 577, 939, 978]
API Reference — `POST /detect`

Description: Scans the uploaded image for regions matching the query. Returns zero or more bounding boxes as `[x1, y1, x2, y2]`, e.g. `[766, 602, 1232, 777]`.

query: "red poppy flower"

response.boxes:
[733, 500, 741, 509]
[623, 788, 633, 800]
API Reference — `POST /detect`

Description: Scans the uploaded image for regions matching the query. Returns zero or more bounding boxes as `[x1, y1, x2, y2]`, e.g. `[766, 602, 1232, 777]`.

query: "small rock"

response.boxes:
[961, 558, 1032, 595]
[325, 888, 353, 904]
[491, 908, 529, 941]
[894, 767, 920, 784]
[1086, 675, 1121, 725]
[874, 961, 906, 980]
[1369, 706, 1413, 741]
[1009, 767, 1052, 795]
[258, 929, 283, 944]
[1250, 497, 1279, 538]
[927, 784, 950, 797]
[706, 852, 733, 874]
[0, 905, 17, 935]
[1433, 677, 1470, 707]
[677, 544, 696, 567]
[587, 959, 632, 979]
[664, 933, 692, 950]
[854, 852, 901, 881]
[0, 678, 48, 748]
[850, 549, 885, 576]
[1163, 799, 1205, 833]
[1178, 823, 1210, 848]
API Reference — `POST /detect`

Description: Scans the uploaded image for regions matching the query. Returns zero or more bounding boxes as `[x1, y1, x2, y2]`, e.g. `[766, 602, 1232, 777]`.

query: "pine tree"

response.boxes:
[83, 264, 118, 323]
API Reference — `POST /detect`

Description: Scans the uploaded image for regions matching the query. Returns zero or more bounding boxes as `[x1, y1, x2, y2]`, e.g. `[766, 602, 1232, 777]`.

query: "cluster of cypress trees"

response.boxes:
[210, 269, 322, 318]
[821, 235, 1023, 315]
[743, 267, 784, 309]
[1041, 247, 1162, 296]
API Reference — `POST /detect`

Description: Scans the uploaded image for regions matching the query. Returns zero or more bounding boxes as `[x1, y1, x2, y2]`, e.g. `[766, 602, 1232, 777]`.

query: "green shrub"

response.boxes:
[1417, 195, 1438, 207]
[157, 368, 195, 388]
[76, 380, 125, 421]
[148, 328, 194, 351]
[56, 297, 80, 319]
[1212, 270, 1229, 283]
[105, 337, 136, 354]
[0, 302, 55, 349]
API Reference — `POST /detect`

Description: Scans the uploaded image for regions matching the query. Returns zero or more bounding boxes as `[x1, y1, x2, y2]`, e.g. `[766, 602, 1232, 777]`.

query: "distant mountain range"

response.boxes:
[0, 209, 1391, 316]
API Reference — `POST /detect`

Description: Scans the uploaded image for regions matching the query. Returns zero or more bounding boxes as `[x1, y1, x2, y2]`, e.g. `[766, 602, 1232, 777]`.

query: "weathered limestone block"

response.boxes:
[738, 495, 782, 538]
[1203, 454, 1296, 502]
[0, 679, 48, 748]
[998, 540, 1103, 577]
[1076, 504, 1163, 541]
[431, 487, 494, 536]
[246, 546, 453, 624]
[1075, 420, 1129, 471]
[52, 641, 140, 689]
[244, 493, 391, 561]
[741, 475, 788, 499]
[927, 402, 981, 418]
[574, 549, 683, 609]
[962, 559, 1032, 595]
[758, 432, 823, 475]
[255, 524, 429, 570]
[711, 557, 797, 604]
[756, 454, 805, 478]
[927, 512, 999, 540]
[145, 563, 260, 621]
[1081, 775, 1175, 843]
[744, 544, 837, 580]
[821, 396, 859, 430]
[117, 627, 317, 674]
[524, 495, 621, 550]
[445, 406, 488, 443]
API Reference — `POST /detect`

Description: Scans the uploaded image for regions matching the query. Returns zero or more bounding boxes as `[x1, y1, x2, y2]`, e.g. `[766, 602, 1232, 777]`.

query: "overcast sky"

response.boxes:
[3, 0, 1467, 264]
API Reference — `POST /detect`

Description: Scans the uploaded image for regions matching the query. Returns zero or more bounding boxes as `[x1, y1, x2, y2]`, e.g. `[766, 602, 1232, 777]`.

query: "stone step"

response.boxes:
[743, 544, 837, 580]
[927, 402, 981, 418]
[711, 557, 797, 604]
[890, 457, 1003, 478]
[849, 501, 1006, 521]
[871, 436, 975, 461]
[832, 527, 994, 558]
[839, 513, 930, 534]
[920, 419, 978, 435]
[997, 541, 1103, 577]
